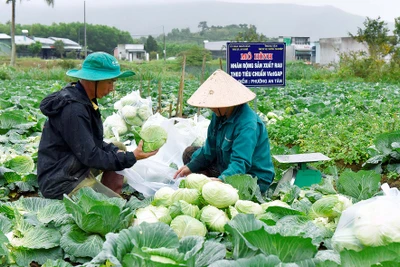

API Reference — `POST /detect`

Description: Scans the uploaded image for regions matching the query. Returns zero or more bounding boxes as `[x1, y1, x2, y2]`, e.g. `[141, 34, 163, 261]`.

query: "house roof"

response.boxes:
[204, 41, 229, 51]
[0, 33, 11, 39]
[49, 37, 81, 47]
[15, 35, 35, 45]
[32, 37, 55, 49]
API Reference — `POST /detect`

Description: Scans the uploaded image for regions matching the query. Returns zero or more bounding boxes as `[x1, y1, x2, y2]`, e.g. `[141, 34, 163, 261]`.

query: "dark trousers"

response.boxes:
[183, 146, 220, 177]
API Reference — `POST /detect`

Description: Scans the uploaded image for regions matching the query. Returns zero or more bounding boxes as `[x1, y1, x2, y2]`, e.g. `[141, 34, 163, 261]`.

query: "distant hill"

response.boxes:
[0, 1, 395, 41]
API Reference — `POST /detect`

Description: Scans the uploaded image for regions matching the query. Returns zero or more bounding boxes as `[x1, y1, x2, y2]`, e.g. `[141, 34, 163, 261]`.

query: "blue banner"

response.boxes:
[226, 42, 286, 87]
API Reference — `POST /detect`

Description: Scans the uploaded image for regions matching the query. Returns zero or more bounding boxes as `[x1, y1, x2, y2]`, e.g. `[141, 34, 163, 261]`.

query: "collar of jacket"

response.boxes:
[75, 81, 99, 111]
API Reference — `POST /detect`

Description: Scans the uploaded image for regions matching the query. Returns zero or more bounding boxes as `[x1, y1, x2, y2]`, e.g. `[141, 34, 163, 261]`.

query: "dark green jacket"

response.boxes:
[187, 103, 275, 192]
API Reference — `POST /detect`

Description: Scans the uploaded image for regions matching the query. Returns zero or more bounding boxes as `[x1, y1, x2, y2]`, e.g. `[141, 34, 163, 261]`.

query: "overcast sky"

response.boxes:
[0, 0, 397, 23]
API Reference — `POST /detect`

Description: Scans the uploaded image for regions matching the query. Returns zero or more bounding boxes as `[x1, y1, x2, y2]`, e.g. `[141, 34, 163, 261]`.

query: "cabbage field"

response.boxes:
[0, 75, 400, 266]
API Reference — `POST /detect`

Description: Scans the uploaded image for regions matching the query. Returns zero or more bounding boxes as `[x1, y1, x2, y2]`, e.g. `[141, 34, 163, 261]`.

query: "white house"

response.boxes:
[203, 40, 229, 59]
[114, 44, 147, 61]
[317, 37, 368, 65]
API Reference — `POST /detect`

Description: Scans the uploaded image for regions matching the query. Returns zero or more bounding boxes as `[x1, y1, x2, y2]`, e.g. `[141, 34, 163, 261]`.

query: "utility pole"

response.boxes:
[163, 25, 166, 61]
[83, 1, 87, 57]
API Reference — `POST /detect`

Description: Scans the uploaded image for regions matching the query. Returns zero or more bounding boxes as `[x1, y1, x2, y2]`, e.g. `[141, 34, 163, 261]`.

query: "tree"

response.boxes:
[234, 25, 268, 42]
[28, 41, 42, 57]
[54, 39, 64, 58]
[350, 17, 391, 60]
[178, 46, 211, 66]
[198, 21, 209, 35]
[6, 0, 54, 66]
[145, 35, 158, 53]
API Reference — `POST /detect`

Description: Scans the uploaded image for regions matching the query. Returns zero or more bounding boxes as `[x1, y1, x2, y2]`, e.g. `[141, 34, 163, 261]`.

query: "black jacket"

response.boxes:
[37, 82, 136, 199]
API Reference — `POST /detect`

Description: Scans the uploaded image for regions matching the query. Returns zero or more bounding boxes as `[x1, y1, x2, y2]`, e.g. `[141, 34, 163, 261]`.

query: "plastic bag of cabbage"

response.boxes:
[118, 114, 210, 197]
[331, 183, 400, 252]
[115, 90, 153, 127]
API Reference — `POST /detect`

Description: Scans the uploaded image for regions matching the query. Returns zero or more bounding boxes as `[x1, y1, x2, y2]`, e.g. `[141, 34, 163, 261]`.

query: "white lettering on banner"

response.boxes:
[249, 78, 283, 84]
[230, 63, 242, 68]
[274, 63, 283, 68]
[263, 62, 274, 68]
[231, 71, 242, 77]
[267, 71, 283, 77]
[252, 70, 266, 76]
[255, 62, 263, 68]
[243, 62, 254, 68]
[250, 78, 269, 84]
[242, 71, 252, 77]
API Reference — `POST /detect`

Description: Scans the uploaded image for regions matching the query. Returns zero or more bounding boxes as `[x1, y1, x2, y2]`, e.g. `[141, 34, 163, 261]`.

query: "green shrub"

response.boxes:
[0, 64, 11, 80]
[57, 59, 78, 69]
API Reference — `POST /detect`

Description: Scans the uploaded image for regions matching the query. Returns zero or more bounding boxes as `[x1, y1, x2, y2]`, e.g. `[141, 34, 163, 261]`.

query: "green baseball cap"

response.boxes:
[66, 52, 135, 81]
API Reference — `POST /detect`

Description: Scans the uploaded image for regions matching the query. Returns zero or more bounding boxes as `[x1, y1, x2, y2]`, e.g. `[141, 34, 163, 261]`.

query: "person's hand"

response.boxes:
[174, 165, 192, 179]
[133, 140, 158, 160]
[209, 177, 223, 182]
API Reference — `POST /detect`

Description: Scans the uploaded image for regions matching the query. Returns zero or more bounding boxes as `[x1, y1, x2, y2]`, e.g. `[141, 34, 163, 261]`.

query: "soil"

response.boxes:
[381, 174, 400, 189]
[335, 160, 400, 189]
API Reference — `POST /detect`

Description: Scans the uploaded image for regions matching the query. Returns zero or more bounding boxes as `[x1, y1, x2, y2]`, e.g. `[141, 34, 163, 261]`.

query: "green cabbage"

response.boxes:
[169, 215, 207, 239]
[200, 205, 230, 232]
[310, 194, 352, 219]
[134, 205, 172, 225]
[153, 187, 176, 207]
[202, 182, 239, 208]
[140, 125, 168, 152]
[103, 113, 128, 138]
[179, 200, 200, 219]
[261, 200, 291, 211]
[353, 197, 400, 246]
[235, 200, 264, 215]
[185, 173, 211, 191]
[171, 188, 200, 205]
[138, 105, 152, 121]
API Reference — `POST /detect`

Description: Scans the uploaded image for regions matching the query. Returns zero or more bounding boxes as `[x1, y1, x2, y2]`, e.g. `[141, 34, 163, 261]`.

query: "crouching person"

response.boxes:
[37, 52, 157, 199]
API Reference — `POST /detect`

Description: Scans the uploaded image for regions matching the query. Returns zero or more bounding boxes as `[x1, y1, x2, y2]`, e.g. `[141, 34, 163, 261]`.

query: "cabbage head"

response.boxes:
[353, 197, 400, 246]
[332, 227, 363, 252]
[134, 205, 172, 226]
[171, 188, 200, 205]
[200, 205, 229, 232]
[179, 200, 200, 219]
[235, 200, 264, 215]
[140, 125, 168, 152]
[138, 105, 152, 121]
[185, 173, 211, 191]
[121, 105, 140, 126]
[169, 215, 207, 239]
[153, 187, 176, 207]
[261, 200, 291, 211]
[310, 194, 352, 219]
[103, 113, 128, 138]
[202, 182, 239, 208]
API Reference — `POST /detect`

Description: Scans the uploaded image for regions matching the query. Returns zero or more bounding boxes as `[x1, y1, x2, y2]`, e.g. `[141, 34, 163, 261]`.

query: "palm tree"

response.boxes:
[6, 0, 54, 67]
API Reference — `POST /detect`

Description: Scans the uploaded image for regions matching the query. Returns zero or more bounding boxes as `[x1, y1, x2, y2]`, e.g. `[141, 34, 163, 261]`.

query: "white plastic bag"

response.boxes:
[118, 114, 205, 197]
[331, 183, 400, 252]
[115, 91, 153, 127]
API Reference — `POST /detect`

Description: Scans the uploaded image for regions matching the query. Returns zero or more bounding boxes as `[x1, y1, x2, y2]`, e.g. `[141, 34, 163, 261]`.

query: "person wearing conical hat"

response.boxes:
[174, 69, 275, 193]
[37, 52, 158, 200]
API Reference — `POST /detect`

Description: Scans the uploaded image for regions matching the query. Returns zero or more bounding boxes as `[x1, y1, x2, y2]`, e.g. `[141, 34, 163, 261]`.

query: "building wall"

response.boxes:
[0, 39, 11, 56]
[286, 45, 295, 61]
[319, 37, 368, 65]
